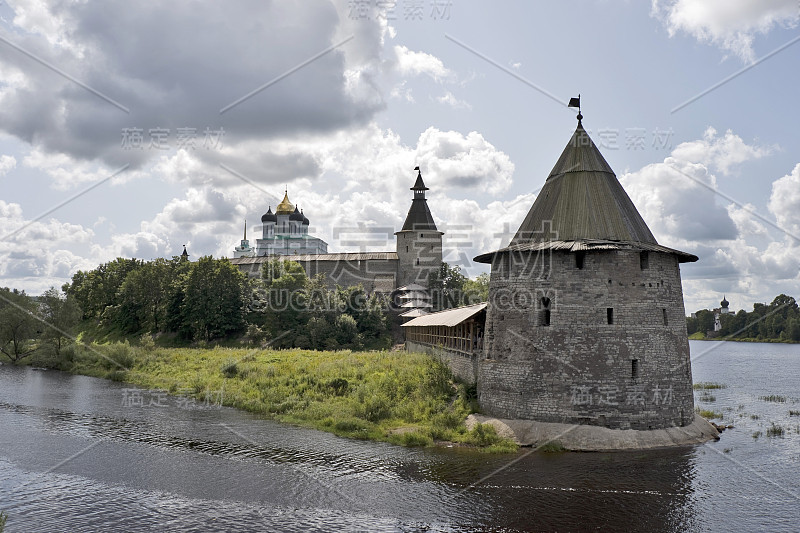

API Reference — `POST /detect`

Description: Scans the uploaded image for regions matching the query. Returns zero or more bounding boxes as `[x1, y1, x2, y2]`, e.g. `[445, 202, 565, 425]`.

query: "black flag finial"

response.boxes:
[568, 94, 582, 125]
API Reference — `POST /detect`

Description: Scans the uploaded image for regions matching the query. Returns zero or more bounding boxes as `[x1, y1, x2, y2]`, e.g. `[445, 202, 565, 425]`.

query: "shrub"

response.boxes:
[102, 342, 135, 370]
[465, 423, 503, 447]
[693, 382, 726, 390]
[766, 423, 785, 437]
[537, 441, 566, 453]
[333, 417, 372, 434]
[139, 334, 156, 351]
[695, 407, 722, 419]
[396, 431, 432, 447]
[325, 377, 349, 396]
[221, 359, 239, 378]
[357, 394, 392, 423]
[759, 395, 786, 403]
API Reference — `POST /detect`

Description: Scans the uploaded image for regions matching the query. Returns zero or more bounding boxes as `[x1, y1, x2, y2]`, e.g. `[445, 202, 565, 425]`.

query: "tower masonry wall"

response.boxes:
[396, 230, 443, 287]
[479, 249, 694, 430]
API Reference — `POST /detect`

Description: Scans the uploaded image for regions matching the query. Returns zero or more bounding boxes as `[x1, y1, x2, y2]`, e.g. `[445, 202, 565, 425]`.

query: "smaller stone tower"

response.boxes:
[396, 167, 443, 288]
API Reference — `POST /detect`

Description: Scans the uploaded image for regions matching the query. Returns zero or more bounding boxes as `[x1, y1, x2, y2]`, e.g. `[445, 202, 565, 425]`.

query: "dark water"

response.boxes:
[1, 341, 798, 532]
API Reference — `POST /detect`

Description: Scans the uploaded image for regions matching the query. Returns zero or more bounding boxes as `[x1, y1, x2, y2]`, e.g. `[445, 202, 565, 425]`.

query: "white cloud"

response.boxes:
[670, 127, 772, 175]
[391, 45, 453, 81]
[768, 163, 800, 241]
[652, 0, 800, 62]
[726, 203, 767, 237]
[621, 127, 772, 246]
[0, 155, 17, 175]
[436, 91, 472, 110]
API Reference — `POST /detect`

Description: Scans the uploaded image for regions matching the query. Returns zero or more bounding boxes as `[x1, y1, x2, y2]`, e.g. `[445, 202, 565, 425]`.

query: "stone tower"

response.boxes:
[396, 167, 443, 288]
[473, 114, 698, 431]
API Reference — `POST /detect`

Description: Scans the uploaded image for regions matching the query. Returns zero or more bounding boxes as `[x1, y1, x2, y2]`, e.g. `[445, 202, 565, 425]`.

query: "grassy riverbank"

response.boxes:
[688, 331, 799, 343]
[25, 342, 517, 452]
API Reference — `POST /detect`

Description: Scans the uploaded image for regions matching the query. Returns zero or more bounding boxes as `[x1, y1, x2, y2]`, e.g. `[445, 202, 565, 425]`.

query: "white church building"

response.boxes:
[233, 190, 328, 258]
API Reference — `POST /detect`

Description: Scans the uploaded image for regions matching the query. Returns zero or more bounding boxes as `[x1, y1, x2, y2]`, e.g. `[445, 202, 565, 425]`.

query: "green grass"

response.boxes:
[759, 395, 787, 403]
[0, 511, 6, 533]
[693, 382, 727, 390]
[695, 407, 722, 419]
[537, 441, 566, 453]
[766, 423, 785, 438]
[688, 331, 706, 340]
[26, 342, 518, 452]
[789, 410, 800, 417]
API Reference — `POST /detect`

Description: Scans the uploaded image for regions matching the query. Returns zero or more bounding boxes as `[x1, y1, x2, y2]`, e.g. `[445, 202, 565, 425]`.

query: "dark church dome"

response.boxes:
[261, 207, 277, 223]
[290, 206, 304, 221]
[301, 209, 309, 225]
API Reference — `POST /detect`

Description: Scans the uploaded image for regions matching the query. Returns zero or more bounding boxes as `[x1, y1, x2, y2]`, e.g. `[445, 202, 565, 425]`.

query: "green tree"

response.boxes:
[117, 258, 173, 332]
[463, 273, 489, 304]
[184, 257, 248, 341]
[38, 287, 81, 355]
[428, 262, 468, 311]
[260, 259, 308, 344]
[65, 258, 142, 319]
[0, 288, 39, 362]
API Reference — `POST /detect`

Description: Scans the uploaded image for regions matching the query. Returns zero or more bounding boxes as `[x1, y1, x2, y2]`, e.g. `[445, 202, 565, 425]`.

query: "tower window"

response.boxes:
[502, 254, 510, 278]
[420, 233, 424, 238]
[415, 258, 420, 265]
[607, 308, 614, 324]
[631, 359, 639, 379]
[640, 251, 649, 270]
[406, 246, 409, 253]
[662, 308, 668, 326]
[575, 251, 585, 270]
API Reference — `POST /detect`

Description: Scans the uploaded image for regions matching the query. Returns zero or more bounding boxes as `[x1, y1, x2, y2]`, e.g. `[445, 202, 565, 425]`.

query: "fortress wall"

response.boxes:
[479, 250, 694, 430]
[406, 340, 478, 385]
[234, 258, 399, 294]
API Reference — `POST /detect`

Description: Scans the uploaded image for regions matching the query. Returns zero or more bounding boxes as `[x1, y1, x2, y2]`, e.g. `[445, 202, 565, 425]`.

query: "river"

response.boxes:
[1, 340, 798, 532]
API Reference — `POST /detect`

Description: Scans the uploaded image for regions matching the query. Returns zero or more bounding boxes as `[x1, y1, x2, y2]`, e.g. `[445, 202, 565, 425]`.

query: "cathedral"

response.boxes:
[230, 168, 443, 294]
[233, 190, 327, 257]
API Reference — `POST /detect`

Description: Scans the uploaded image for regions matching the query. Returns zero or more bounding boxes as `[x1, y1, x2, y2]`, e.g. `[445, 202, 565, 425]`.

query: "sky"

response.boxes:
[0, 0, 799, 314]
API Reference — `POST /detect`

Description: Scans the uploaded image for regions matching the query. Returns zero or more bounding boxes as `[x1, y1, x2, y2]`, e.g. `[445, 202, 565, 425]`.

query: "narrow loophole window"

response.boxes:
[640, 251, 649, 269]
[575, 251, 585, 270]
[607, 308, 614, 325]
[415, 258, 419, 265]
[541, 297, 551, 326]
[631, 359, 639, 379]
[662, 308, 668, 326]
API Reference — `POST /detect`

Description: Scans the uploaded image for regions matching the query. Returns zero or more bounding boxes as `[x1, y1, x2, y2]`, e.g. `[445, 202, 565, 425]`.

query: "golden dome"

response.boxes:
[275, 190, 294, 215]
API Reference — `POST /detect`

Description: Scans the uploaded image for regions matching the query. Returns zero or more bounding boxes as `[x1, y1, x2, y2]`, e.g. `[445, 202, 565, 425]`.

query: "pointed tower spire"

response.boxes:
[401, 166, 437, 230]
[244, 219, 247, 240]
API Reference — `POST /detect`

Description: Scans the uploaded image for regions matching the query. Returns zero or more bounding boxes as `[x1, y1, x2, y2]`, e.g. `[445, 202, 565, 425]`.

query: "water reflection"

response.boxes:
[0, 364, 744, 532]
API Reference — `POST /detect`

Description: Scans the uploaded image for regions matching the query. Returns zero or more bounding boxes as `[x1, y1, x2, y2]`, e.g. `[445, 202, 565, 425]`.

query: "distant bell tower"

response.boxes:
[395, 167, 443, 288]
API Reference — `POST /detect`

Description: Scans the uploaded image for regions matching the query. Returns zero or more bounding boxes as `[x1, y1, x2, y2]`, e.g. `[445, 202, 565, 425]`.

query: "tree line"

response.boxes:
[1, 256, 492, 362]
[686, 294, 800, 342]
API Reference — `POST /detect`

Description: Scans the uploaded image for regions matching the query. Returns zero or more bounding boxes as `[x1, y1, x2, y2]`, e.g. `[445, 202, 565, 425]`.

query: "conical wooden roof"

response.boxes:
[512, 123, 656, 245]
[474, 119, 697, 263]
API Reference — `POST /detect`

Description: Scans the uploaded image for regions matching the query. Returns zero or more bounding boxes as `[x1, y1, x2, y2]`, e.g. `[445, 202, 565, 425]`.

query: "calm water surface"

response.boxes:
[1, 341, 799, 532]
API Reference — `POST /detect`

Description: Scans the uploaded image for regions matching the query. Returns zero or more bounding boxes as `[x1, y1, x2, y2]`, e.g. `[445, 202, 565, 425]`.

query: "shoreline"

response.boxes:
[466, 414, 720, 451]
[689, 336, 800, 344]
[18, 343, 519, 453]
